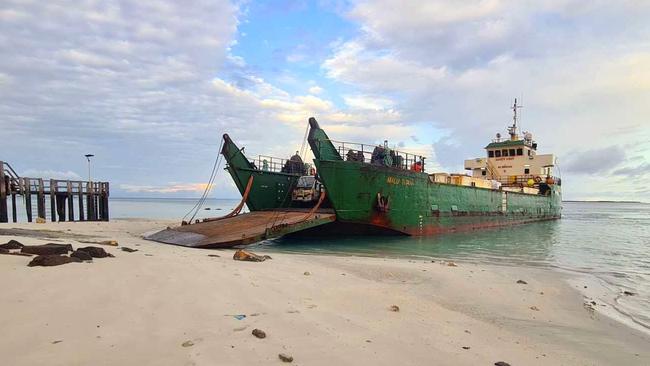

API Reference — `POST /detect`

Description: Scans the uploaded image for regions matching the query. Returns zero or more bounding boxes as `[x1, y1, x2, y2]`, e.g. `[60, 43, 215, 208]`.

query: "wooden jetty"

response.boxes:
[0, 160, 110, 223]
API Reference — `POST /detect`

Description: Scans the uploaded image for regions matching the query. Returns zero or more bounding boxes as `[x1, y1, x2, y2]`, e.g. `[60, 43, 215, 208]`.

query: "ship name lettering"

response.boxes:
[387, 176, 414, 186]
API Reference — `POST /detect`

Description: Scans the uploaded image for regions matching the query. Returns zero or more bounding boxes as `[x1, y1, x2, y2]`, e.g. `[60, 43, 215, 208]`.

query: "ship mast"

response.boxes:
[508, 98, 522, 141]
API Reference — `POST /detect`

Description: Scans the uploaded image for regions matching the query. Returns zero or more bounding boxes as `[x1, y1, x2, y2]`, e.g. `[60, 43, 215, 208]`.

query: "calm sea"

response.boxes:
[7, 198, 650, 331]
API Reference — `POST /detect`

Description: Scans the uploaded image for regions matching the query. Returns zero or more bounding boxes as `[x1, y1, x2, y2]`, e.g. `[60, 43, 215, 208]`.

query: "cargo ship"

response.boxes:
[307, 100, 561, 235]
[221, 134, 324, 211]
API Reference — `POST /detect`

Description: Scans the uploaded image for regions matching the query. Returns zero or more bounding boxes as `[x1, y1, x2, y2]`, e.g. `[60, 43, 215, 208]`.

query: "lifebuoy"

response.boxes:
[534, 176, 542, 183]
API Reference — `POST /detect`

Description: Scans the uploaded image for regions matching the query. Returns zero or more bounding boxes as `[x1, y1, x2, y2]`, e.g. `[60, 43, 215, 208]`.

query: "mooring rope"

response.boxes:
[182, 138, 224, 224]
[299, 119, 310, 161]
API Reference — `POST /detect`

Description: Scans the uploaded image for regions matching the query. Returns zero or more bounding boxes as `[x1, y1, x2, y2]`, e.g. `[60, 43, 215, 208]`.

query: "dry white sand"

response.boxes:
[0, 219, 648, 366]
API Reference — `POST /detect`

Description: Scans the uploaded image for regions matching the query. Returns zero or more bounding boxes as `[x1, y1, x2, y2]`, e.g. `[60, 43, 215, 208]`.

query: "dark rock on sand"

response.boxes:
[278, 353, 293, 363]
[70, 250, 93, 261]
[28, 255, 81, 267]
[0, 239, 24, 249]
[77, 246, 114, 258]
[121, 247, 138, 253]
[233, 249, 269, 262]
[207, 254, 220, 257]
[21, 243, 73, 255]
[252, 329, 266, 339]
[494, 362, 511, 366]
[516, 280, 528, 284]
[623, 291, 636, 296]
[389, 305, 400, 312]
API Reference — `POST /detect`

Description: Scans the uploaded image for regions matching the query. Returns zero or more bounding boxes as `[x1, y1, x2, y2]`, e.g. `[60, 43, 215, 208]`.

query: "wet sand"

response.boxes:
[0, 219, 648, 365]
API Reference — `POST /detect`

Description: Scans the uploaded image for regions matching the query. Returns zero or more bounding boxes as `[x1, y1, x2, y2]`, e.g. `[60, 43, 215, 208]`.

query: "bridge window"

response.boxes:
[524, 168, 530, 174]
[502, 149, 508, 156]
[509, 149, 515, 156]
[495, 150, 501, 157]
[488, 150, 494, 157]
[517, 148, 523, 156]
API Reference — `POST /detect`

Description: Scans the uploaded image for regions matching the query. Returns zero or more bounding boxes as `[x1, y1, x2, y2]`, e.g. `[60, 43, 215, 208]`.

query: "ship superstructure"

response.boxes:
[464, 99, 557, 187]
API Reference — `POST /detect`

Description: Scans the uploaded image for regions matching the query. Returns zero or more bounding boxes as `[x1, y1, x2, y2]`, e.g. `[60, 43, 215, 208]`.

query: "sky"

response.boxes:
[1, 0, 649, 201]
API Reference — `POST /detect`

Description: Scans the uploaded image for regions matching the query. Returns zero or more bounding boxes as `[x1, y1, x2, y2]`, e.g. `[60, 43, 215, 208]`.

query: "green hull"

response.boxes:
[221, 134, 299, 211]
[307, 119, 562, 235]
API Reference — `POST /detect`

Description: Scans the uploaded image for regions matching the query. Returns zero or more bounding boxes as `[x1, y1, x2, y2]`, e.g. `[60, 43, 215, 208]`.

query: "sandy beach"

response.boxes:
[0, 219, 648, 366]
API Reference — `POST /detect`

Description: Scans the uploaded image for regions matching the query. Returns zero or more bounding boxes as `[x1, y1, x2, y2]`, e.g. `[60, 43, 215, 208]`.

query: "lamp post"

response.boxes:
[84, 154, 94, 182]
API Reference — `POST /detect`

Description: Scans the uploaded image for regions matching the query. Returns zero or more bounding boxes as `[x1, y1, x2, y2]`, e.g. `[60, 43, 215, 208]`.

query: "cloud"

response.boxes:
[2, 0, 649, 202]
[19, 170, 83, 181]
[308, 86, 323, 95]
[563, 146, 626, 175]
[319, 0, 650, 200]
[119, 183, 211, 194]
[344, 94, 395, 111]
[612, 162, 650, 178]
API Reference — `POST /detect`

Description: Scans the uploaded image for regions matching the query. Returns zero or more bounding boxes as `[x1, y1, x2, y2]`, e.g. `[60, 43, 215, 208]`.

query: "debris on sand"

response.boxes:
[389, 305, 400, 312]
[278, 353, 293, 363]
[516, 280, 528, 284]
[623, 291, 636, 296]
[121, 247, 138, 253]
[207, 254, 220, 258]
[181, 340, 194, 347]
[494, 362, 511, 366]
[233, 249, 271, 262]
[529, 306, 540, 311]
[232, 314, 246, 320]
[252, 329, 266, 339]
[304, 271, 311, 276]
[28, 255, 81, 267]
[77, 246, 114, 258]
[70, 250, 93, 261]
[99, 240, 118, 246]
[462, 346, 470, 350]
[21, 243, 73, 255]
[0, 240, 24, 249]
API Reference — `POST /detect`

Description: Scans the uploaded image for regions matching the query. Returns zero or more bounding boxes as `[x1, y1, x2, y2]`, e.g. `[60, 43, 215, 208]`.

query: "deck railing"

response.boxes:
[323, 139, 427, 172]
[494, 174, 562, 187]
[249, 155, 288, 173]
[249, 155, 307, 175]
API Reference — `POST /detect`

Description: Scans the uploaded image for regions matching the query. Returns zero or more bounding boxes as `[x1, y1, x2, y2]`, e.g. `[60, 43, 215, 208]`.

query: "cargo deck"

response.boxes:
[146, 210, 336, 248]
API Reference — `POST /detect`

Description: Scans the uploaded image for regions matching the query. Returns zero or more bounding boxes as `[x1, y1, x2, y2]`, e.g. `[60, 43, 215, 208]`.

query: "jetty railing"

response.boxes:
[0, 160, 110, 223]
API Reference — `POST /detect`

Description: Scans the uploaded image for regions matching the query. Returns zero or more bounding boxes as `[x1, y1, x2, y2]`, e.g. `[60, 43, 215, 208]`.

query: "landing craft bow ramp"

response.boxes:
[146, 210, 336, 248]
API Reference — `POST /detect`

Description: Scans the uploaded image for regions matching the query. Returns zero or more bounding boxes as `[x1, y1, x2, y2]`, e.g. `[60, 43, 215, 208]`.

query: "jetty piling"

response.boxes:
[0, 161, 109, 223]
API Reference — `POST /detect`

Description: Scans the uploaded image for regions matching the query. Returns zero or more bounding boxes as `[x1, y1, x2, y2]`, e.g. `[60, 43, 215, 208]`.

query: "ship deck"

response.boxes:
[146, 210, 336, 248]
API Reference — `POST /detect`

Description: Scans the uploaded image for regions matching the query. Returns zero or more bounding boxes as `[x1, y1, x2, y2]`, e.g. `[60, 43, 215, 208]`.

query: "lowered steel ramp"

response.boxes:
[146, 210, 336, 248]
